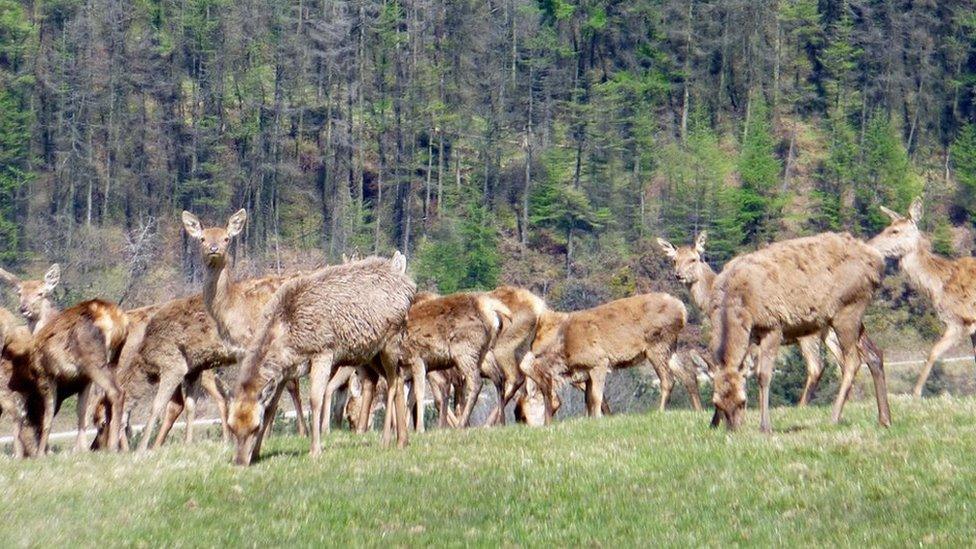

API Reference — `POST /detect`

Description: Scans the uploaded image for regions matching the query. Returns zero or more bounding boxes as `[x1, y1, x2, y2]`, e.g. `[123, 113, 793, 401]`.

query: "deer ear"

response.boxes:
[909, 196, 923, 224]
[258, 378, 280, 408]
[43, 264, 61, 292]
[227, 209, 247, 237]
[656, 238, 678, 259]
[390, 250, 407, 274]
[694, 231, 708, 254]
[0, 267, 20, 287]
[182, 211, 204, 239]
[879, 206, 903, 223]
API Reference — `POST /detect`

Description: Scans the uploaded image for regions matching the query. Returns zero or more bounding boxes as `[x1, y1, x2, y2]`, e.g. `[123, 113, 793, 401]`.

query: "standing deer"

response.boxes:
[0, 264, 61, 333]
[658, 232, 877, 405]
[709, 232, 890, 432]
[228, 254, 415, 465]
[869, 197, 976, 398]
[520, 293, 691, 424]
[0, 307, 43, 457]
[31, 299, 129, 453]
[181, 209, 308, 436]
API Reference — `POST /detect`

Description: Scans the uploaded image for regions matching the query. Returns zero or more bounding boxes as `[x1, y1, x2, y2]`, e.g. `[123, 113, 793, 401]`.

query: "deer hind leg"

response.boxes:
[356, 368, 378, 434]
[455, 356, 484, 429]
[671, 353, 703, 412]
[181, 376, 199, 444]
[285, 378, 308, 437]
[73, 384, 93, 453]
[323, 366, 355, 435]
[646, 349, 674, 412]
[84, 363, 125, 453]
[154, 387, 186, 449]
[830, 305, 870, 424]
[409, 358, 427, 433]
[136, 370, 185, 453]
[199, 369, 230, 442]
[308, 352, 336, 458]
[251, 382, 285, 463]
[797, 335, 825, 406]
[859, 332, 890, 427]
[755, 331, 783, 434]
[913, 323, 963, 398]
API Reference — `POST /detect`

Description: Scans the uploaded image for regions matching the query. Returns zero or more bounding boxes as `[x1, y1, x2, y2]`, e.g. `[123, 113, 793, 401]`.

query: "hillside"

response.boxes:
[1, 397, 974, 545]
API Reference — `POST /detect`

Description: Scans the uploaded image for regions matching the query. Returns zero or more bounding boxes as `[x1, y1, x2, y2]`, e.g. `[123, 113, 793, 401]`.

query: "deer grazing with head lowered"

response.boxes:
[709, 232, 890, 432]
[181, 209, 308, 436]
[31, 299, 129, 453]
[519, 293, 693, 424]
[228, 254, 415, 465]
[869, 197, 976, 398]
[658, 232, 878, 406]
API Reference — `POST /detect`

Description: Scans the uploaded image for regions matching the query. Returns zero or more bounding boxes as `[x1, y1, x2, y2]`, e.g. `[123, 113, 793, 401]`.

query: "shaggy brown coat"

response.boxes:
[521, 293, 687, 423]
[228, 254, 415, 465]
[31, 299, 129, 453]
[709, 232, 890, 432]
[0, 308, 42, 456]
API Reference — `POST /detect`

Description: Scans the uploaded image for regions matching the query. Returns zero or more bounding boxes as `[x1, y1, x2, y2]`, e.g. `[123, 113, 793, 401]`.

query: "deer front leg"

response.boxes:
[914, 324, 962, 398]
[646, 350, 674, 412]
[308, 353, 335, 458]
[585, 364, 610, 418]
[860, 332, 891, 428]
[199, 369, 230, 442]
[155, 388, 186, 448]
[323, 366, 355, 435]
[755, 331, 783, 434]
[74, 384, 92, 453]
[455, 357, 484, 428]
[137, 372, 184, 453]
[409, 358, 427, 432]
[356, 370, 377, 434]
[85, 366, 125, 453]
[285, 378, 308, 437]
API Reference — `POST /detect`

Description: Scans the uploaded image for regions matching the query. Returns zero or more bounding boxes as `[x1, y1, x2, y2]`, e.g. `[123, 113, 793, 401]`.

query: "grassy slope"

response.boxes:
[1, 396, 974, 546]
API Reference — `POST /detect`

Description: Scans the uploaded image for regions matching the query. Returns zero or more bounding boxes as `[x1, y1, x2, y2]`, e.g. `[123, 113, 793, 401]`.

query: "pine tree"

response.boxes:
[737, 97, 783, 243]
[951, 124, 976, 223]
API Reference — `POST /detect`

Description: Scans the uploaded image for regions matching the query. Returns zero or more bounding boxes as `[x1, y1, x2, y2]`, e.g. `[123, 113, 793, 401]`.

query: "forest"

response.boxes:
[1, 0, 975, 348]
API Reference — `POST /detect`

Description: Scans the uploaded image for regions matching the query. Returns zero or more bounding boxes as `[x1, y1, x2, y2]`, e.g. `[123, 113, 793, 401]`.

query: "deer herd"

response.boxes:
[0, 196, 968, 465]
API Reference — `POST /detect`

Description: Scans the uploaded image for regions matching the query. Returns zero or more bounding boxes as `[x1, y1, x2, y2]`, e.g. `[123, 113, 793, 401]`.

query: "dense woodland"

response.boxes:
[1, 0, 975, 341]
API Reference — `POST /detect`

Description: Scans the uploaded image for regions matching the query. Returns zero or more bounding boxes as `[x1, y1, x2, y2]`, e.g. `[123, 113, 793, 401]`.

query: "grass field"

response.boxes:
[0, 396, 974, 546]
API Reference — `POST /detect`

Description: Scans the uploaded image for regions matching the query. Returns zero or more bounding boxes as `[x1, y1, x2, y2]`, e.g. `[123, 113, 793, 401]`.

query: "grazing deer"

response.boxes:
[396, 291, 510, 432]
[869, 197, 976, 398]
[520, 293, 691, 424]
[228, 254, 415, 465]
[709, 232, 890, 432]
[0, 264, 61, 333]
[31, 299, 129, 453]
[181, 209, 308, 436]
[658, 232, 874, 405]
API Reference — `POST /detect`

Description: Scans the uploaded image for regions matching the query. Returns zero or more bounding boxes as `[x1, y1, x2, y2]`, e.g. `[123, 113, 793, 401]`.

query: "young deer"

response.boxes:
[709, 232, 890, 432]
[31, 299, 130, 453]
[0, 264, 61, 333]
[869, 197, 976, 398]
[658, 232, 877, 406]
[181, 209, 308, 436]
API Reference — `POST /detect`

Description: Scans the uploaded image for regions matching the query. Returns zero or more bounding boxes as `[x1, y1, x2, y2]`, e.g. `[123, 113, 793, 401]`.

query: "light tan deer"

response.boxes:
[709, 232, 890, 432]
[519, 293, 690, 423]
[869, 197, 976, 398]
[658, 232, 873, 405]
[181, 209, 308, 436]
[0, 264, 61, 333]
[0, 307, 43, 457]
[31, 299, 129, 453]
[228, 254, 415, 465]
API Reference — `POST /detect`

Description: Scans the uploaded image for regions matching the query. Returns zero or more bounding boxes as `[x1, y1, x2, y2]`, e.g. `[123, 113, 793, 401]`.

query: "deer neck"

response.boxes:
[203, 262, 242, 343]
[690, 265, 717, 312]
[31, 300, 59, 334]
[900, 240, 949, 305]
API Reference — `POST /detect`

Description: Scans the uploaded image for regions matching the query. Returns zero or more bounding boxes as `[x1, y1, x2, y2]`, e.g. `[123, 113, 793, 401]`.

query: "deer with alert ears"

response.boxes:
[0, 264, 61, 333]
[869, 197, 976, 398]
[181, 209, 309, 436]
[657, 232, 879, 406]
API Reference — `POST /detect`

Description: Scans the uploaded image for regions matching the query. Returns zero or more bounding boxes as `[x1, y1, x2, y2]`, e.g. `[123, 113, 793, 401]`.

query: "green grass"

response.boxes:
[1, 396, 974, 546]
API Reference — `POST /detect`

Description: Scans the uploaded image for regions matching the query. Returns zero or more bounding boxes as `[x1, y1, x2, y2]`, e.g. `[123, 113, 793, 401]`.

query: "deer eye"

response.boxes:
[223, 237, 230, 243]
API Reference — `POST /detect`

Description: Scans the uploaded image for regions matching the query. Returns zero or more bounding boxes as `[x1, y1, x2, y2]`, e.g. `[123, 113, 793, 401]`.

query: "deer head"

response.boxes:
[657, 232, 709, 285]
[869, 197, 923, 259]
[711, 368, 747, 431]
[181, 209, 247, 268]
[0, 264, 60, 326]
[228, 378, 277, 466]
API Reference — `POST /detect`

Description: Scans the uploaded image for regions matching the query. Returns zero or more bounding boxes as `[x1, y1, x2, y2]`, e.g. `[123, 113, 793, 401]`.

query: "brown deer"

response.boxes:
[31, 299, 129, 453]
[709, 232, 890, 432]
[396, 291, 510, 432]
[181, 209, 308, 436]
[658, 232, 872, 405]
[0, 264, 61, 333]
[869, 197, 976, 398]
[0, 307, 44, 457]
[520, 293, 691, 423]
[228, 254, 415, 465]
[481, 286, 548, 426]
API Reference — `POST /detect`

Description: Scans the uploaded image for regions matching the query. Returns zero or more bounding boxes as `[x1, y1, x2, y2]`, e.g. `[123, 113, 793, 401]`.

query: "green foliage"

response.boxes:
[858, 114, 924, 233]
[414, 192, 500, 293]
[952, 124, 976, 222]
[737, 97, 783, 242]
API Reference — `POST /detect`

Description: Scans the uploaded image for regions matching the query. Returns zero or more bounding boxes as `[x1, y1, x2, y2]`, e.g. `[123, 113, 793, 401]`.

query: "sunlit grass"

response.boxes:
[0, 396, 973, 546]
